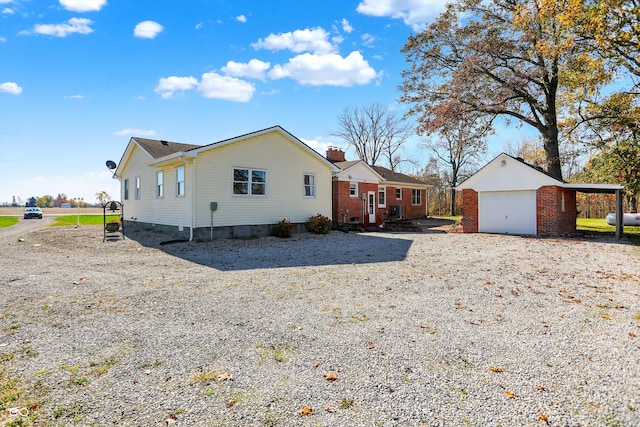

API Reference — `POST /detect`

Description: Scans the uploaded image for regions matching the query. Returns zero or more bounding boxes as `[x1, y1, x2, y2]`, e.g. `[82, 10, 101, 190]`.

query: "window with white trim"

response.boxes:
[303, 174, 316, 198]
[233, 168, 266, 196]
[156, 171, 163, 198]
[176, 166, 185, 197]
[123, 179, 129, 200]
[396, 187, 402, 200]
[378, 186, 386, 207]
[349, 182, 358, 197]
[135, 176, 141, 200]
[411, 188, 422, 205]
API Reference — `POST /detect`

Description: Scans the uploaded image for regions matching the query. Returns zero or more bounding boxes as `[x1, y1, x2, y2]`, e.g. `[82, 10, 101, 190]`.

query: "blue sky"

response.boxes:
[0, 0, 516, 205]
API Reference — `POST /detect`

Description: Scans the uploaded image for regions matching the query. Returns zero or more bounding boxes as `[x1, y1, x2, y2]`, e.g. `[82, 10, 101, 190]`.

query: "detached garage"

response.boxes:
[457, 153, 625, 237]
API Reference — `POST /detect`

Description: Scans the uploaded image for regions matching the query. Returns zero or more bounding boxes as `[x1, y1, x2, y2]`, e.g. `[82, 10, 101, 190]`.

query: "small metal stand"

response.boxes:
[103, 201, 125, 241]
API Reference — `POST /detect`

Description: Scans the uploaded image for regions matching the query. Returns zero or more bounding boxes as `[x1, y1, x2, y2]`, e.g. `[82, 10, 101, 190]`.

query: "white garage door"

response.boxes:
[478, 191, 537, 235]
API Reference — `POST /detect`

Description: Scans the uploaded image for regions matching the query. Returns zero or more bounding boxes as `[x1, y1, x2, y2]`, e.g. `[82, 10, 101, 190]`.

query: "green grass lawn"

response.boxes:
[53, 215, 120, 226]
[577, 217, 640, 236]
[0, 216, 19, 228]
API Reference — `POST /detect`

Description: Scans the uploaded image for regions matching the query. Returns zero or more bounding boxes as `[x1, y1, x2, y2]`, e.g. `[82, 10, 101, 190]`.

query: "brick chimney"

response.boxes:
[326, 147, 346, 162]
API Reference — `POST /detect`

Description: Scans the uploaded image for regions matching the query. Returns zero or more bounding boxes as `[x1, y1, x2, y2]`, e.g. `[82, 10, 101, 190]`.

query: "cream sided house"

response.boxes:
[326, 148, 430, 226]
[114, 126, 338, 240]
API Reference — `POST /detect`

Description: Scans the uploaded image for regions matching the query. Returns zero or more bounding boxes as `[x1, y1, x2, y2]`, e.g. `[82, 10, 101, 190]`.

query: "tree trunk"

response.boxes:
[449, 187, 456, 216]
[542, 129, 563, 181]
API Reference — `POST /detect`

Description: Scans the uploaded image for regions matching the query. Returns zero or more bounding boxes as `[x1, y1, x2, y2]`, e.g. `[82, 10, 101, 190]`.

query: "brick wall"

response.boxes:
[332, 181, 378, 224]
[382, 187, 426, 220]
[461, 189, 478, 233]
[536, 186, 577, 236]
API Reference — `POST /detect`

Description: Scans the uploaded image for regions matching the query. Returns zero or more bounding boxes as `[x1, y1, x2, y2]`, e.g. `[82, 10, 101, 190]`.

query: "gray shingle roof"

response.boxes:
[133, 137, 201, 159]
[371, 165, 427, 185]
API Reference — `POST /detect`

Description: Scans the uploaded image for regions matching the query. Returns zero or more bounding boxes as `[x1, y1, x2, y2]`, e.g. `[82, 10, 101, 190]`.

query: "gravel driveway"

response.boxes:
[0, 224, 638, 426]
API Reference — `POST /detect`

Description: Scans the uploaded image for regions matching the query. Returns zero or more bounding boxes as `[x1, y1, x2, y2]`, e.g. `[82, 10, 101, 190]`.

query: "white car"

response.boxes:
[23, 207, 43, 219]
[605, 212, 640, 226]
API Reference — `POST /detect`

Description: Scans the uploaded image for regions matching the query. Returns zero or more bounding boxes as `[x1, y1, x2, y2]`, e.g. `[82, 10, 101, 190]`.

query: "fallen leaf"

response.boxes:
[490, 366, 502, 373]
[420, 324, 428, 329]
[225, 399, 235, 408]
[602, 315, 611, 320]
[217, 372, 233, 382]
[429, 329, 436, 335]
[365, 341, 375, 349]
[539, 413, 549, 422]
[325, 407, 333, 413]
[537, 386, 546, 391]
[298, 406, 313, 416]
[629, 333, 636, 338]
[323, 372, 338, 382]
[505, 391, 515, 399]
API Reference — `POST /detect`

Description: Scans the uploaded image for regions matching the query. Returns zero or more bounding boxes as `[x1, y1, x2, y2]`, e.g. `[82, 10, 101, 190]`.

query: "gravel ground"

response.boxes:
[0, 223, 639, 427]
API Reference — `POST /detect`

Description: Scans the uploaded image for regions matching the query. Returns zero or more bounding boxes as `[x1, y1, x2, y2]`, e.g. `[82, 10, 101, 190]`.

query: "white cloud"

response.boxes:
[2, 7, 15, 14]
[154, 73, 255, 102]
[0, 37, 6, 43]
[356, 0, 445, 31]
[268, 51, 377, 87]
[134, 20, 163, 39]
[341, 18, 353, 33]
[197, 72, 255, 102]
[252, 27, 336, 55]
[301, 136, 334, 156]
[221, 59, 270, 80]
[114, 128, 156, 136]
[154, 76, 198, 99]
[59, 0, 107, 12]
[68, 94, 85, 99]
[0, 81, 22, 95]
[195, 22, 203, 30]
[361, 33, 376, 47]
[236, 14, 246, 23]
[30, 17, 94, 37]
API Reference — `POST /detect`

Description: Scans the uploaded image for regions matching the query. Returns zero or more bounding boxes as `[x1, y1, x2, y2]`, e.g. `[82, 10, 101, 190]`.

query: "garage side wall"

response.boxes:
[461, 189, 478, 233]
[537, 186, 577, 236]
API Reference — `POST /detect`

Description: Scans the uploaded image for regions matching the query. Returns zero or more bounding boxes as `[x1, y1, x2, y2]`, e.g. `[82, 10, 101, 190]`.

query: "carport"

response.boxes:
[458, 153, 626, 238]
[563, 183, 626, 240]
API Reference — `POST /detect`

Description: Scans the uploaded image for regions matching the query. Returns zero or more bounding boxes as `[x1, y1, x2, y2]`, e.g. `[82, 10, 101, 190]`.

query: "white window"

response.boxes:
[303, 174, 316, 198]
[396, 188, 402, 200]
[176, 166, 185, 197]
[135, 176, 141, 200]
[378, 186, 386, 207]
[349, 182, 358, 197]
[233, 168, 267, 196]
[123, 179, 129, 200]
[412, 188, 422, 205]
[156, 171, 163, 198]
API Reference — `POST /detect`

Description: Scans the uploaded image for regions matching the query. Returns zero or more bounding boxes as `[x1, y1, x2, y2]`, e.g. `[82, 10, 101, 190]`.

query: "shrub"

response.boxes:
[306, 214, 332, 234]
[272, 219, 295, 238]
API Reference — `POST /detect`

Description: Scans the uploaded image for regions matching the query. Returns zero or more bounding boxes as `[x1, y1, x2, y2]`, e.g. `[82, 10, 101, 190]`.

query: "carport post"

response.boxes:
[615, 189, 624, 240]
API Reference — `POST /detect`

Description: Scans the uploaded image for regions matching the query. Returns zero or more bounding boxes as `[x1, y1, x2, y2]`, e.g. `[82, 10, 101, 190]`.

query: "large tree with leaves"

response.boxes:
[572, 92, 640, 210]
[400, 0, 610, 181]
[573, 0, 640, 86]
[331, 103, 412, 171]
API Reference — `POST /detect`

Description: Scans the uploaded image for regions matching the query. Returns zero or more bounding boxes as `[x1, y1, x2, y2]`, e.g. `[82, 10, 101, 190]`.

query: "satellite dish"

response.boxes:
[106, 160, 117, 170]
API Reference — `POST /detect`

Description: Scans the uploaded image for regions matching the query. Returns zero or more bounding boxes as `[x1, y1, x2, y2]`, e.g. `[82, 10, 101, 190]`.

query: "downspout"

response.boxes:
[189, 157, 196, 241]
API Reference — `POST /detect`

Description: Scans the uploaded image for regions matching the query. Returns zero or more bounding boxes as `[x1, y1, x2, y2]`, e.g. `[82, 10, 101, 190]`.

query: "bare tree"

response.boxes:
[424, 111, 491, 215]
[331, 103, 412, 171]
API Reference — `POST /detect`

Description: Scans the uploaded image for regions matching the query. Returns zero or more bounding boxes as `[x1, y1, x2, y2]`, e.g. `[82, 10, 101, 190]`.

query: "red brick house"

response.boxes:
[457, 153, 625, 236]
[326, 148, 430, 226]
